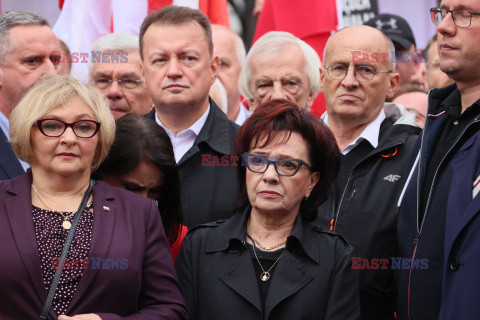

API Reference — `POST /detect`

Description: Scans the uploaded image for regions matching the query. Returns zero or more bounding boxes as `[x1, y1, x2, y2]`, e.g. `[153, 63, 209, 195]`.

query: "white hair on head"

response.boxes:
[89, 33, 140, 79]
[239, 31, 321, 100]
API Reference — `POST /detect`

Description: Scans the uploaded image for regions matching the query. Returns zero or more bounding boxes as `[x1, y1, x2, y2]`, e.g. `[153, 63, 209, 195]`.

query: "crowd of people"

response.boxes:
[0, 0, 479, 319]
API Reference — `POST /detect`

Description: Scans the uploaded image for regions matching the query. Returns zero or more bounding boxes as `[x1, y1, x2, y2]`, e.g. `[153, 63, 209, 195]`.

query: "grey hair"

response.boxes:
[89, 33, 139, 78]
[239, 31, 321, 101]
[0, 11, 50, 66]
[323, 26, 396, 70]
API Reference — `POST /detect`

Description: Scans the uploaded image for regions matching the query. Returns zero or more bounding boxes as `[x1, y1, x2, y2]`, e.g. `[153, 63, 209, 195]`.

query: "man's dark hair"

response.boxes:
[139, 5, 213, 59]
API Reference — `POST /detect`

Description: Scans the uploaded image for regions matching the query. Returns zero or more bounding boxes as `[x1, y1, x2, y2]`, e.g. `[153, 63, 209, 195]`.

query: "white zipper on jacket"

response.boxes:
[397, 152, 420, 209]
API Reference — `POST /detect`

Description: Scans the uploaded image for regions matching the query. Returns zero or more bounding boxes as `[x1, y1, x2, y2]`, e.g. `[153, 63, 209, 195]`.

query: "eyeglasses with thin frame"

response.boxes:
[323, 64, 392, 83]
[91, 78, 143, 90]
[242, 153, 313, 177]
[35, 119, 101, 138]
[430, 7, 480, 28]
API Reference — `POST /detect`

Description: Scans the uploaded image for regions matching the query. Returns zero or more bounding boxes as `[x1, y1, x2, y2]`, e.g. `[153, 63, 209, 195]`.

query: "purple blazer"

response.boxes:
[0, 171, 187, 320]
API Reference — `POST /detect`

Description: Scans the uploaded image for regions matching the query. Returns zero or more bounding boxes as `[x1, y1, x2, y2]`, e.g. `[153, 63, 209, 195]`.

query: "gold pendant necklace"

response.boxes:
[246, 233, 285, 282]
[32, 184, 81, 230]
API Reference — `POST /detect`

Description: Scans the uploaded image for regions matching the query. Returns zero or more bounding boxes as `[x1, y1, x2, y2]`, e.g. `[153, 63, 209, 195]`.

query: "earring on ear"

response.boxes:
[304, 194, 310, 200]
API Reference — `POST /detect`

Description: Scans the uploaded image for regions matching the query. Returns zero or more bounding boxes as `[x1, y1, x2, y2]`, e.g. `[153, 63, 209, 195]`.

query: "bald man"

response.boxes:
[316, 25, 420, 320]
[393, 90, 428, 128]
[212, 25, 250, 125]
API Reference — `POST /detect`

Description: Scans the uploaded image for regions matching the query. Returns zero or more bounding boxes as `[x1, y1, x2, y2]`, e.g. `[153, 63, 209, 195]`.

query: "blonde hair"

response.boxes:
[9, 75, 115, 169]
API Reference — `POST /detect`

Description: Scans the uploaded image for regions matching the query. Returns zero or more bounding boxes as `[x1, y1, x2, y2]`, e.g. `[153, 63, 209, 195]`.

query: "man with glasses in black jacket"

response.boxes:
[317, 25, 420, 320]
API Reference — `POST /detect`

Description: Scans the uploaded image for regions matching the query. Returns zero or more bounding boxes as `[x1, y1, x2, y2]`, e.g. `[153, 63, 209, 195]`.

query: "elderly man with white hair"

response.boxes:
[89, 33, 153, 120]
[239, 31, 321, 111]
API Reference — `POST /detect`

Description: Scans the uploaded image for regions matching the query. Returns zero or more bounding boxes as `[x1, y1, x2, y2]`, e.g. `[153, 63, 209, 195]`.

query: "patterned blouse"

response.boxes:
[32, 203, 93, 316]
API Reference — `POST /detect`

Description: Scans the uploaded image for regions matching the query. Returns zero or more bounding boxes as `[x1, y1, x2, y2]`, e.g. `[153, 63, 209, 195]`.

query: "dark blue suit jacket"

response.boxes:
[439, 130, 480, 319]
[0, 171, 187, 319]
[0, 129, 24, 180]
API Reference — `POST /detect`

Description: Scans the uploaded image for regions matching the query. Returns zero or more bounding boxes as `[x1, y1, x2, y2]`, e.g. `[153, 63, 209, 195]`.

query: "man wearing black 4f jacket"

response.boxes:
[317, 26, 421, 320]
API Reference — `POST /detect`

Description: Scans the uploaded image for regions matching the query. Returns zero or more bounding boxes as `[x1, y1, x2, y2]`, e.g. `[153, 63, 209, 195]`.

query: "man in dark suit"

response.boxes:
[0, 11, 60, 180]
[140, 6, 239, 228]
[397, 1, 480, 319]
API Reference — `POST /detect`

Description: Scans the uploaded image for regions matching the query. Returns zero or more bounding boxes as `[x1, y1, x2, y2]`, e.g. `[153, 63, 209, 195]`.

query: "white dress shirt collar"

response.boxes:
[324, 109, 386, 155]
[155, 105, 210, 163]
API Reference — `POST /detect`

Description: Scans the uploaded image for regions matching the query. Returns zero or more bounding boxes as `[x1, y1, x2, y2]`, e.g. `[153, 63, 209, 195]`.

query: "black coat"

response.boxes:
[0, 129, 24, 181]
[317, 104, 420, 320]
[396, 84, 480, 320]
[146, 99, 239, 228]
[175, 208, 361, 320]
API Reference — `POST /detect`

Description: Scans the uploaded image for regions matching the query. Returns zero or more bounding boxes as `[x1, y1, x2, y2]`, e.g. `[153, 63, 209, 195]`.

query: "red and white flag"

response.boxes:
[53, 0, 229, 82]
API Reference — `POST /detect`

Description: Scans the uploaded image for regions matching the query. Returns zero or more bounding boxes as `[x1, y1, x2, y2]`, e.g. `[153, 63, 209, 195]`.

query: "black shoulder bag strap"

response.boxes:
[38, 179, 95, 320]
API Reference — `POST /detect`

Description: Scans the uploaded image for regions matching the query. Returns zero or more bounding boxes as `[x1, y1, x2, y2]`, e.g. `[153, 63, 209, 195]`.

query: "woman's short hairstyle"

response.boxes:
[9, 75, 115, 169]
[93, 113, 183, 244]
[239, 31, 321, 102]
[234, 99, 341, 220]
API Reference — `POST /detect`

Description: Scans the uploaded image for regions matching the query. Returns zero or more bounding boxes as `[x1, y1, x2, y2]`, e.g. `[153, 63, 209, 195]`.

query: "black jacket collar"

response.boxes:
[205, 206, 321, 264]
[145, 98, 237, 158]
[429, 82, 459, 115]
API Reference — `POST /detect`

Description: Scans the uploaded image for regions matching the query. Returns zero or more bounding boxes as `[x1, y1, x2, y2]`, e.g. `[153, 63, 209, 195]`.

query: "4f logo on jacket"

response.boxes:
[383, 174, 401, 182]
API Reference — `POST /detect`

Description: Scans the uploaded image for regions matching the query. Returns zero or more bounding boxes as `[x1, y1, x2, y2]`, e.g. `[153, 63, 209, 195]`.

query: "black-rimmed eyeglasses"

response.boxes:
[430, 7, 480, 28]
[35, 119, 101, 138]
[323, 64, 392, 83]
[92, 78, 143, 90]
[242, 153, 312, 177]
